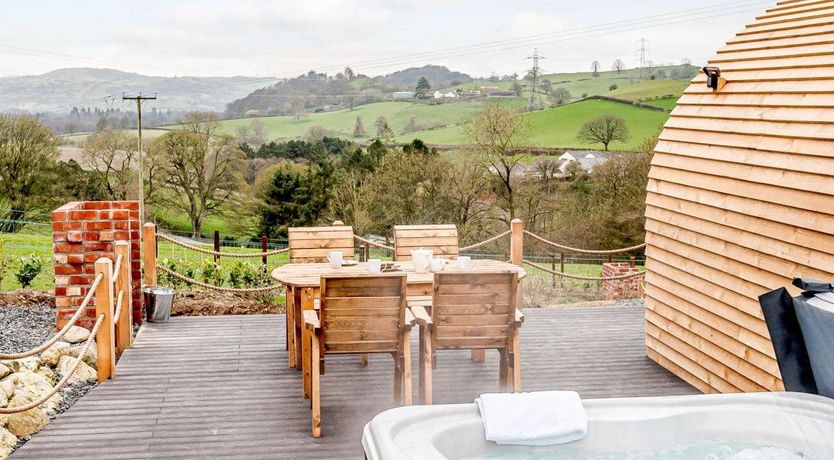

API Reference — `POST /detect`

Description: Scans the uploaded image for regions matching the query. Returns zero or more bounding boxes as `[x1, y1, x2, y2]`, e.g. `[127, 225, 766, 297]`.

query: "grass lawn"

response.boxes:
[602, 79, 690, 102]
[642, 96, 680, 111]
[399, 99, 670, 150]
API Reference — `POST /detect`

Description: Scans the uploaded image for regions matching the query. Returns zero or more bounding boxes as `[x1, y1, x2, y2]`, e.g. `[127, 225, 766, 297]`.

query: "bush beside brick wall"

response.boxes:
[52, 201, 142, 328]
[602, 262, 643, 301]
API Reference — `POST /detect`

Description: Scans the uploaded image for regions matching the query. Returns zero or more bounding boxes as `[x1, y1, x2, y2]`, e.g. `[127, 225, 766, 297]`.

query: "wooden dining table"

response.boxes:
[271, 259, 526, 397]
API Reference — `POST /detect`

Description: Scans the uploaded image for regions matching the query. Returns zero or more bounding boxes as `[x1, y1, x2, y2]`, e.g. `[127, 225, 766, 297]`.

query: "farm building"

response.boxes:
[644, 0, 834, 394]
[392, 91, 414, 100]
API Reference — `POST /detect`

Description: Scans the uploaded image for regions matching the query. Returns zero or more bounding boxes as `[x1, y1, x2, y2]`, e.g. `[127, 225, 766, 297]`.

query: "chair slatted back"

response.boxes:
[288, 226, 354, 263]
[320, 273, 408, 354]
[393, 224, 459, 261]
[431, 271, 518, 349]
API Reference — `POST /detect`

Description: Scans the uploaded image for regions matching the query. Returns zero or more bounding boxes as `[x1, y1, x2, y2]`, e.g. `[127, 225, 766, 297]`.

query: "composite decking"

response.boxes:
[13, 306, 697, 459]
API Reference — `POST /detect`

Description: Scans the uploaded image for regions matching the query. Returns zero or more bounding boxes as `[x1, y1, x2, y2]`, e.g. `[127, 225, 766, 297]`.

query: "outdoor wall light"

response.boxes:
[703, 66, 726, 91]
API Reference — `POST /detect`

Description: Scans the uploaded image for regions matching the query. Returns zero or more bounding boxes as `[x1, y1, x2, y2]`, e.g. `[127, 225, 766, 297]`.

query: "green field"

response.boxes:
[602, 79, 689, 102]
[394, 99, 669, 150]
[214, 100, 524, 141]
[62, 128, 170, 147]
[642, 96, 680, 111]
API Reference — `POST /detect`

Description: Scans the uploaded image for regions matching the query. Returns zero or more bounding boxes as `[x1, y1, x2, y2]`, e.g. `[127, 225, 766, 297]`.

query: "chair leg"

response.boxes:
[421, 327, 433, 405]
[471, 349, 485, 363]
[311, 333, 322, 438]
[498, 349, 509, 392]
[402, 329, 412, 405]
[393, 352, 403, 404]
[511, 329, 521, 392]
[360, 353, 368, 365]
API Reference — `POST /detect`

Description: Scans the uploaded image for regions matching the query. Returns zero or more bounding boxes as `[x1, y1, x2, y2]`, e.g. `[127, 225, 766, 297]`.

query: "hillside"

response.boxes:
[0, 67, 276, 113]
[601, 79, 689, 102]
[391, 99, 670, 150]
[215, 100, 523, 140]
[374, 65, 472, 88]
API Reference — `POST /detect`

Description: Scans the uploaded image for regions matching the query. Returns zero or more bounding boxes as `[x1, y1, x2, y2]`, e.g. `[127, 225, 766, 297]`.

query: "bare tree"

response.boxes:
[374, 115, 393, 139]
[462, 103, 529, 221]
[82, 129, 138, 200]
[591, 60, 601, 77]
[148, 112, 245, 236]
[353, 116, 366, 137]
[612, 59, 625, 73]
[550, 87, 571, 105]
[576, 114, 630, 151]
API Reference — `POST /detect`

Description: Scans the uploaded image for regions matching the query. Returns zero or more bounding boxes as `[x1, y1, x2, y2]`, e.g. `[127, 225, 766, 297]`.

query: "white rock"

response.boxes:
[0, 377, 16, 399]
[0, 388, 6, 408]
[3, 395, 48, 438]
[34, 367, 56, 386]
[11, 371, 62, 414]
[56, 356, 96, 383]
[0, 365, 9, 379]
[69, 340, 97, 368]
[0, 426, 17, 460]
[40, 342, 72, 367]
[2, 357, 40, 373]
[62, 325, 91, 344]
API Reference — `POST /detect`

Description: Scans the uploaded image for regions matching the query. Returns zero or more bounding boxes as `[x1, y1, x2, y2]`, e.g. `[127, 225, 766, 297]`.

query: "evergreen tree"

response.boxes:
[415, 76, 431, 98]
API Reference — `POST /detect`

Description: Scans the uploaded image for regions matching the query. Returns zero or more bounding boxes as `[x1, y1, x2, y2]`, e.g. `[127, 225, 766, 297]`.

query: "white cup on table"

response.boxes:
[368, 259, 382, 273]
[430, 258, 446, 272]
[327, 251, 343, 268]
[457, 256, 471, 270]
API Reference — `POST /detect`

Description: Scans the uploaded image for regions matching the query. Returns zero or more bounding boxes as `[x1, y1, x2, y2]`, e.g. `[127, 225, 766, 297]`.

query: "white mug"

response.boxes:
[327, 251, 343, 268]
[430, 258, 446, 272]
[457, 256, 471, 270]
[368, 259, 382, 273]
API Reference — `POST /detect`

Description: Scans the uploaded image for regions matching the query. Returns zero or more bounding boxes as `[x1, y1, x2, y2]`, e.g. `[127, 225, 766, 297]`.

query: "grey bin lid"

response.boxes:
[143, 286, 175, 295]
[796, 293, 834, 399]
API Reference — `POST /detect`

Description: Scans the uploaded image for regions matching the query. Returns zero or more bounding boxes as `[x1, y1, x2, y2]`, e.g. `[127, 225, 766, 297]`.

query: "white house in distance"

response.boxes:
[433, 90, 458, 99]
[557, 150, 613, 175]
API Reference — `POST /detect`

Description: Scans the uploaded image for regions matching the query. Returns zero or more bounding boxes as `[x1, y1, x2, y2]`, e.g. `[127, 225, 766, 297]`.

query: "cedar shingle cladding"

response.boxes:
[645, 0, 834, 394]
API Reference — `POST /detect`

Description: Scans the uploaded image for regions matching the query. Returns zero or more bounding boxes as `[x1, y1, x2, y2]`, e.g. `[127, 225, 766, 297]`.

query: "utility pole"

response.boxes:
[525, 48, 545, 112]
[122, 93, 156, 223]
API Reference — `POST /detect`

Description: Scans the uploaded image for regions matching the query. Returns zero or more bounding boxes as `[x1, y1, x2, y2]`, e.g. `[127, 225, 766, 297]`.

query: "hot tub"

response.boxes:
[362, 392, 834, 459]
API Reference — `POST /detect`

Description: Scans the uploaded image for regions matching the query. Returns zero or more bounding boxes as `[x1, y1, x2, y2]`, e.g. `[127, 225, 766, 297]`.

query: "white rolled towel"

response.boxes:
[475, 391, 588, 446]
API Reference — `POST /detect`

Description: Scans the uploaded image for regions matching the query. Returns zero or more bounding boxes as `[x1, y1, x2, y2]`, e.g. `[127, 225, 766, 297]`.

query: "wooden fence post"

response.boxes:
[94, 257, 116, 382]
[142, 223, 157, 287]
[363, 243, 370, 262]
[261, 235, 268, 265]
[114, 241, 133, 355]
[213, 230, 220, 264]
[510, 219, 523, 266]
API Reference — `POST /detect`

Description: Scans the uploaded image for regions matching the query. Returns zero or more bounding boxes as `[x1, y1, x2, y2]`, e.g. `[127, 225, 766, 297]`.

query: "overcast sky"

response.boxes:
[0, 0, 773, 79]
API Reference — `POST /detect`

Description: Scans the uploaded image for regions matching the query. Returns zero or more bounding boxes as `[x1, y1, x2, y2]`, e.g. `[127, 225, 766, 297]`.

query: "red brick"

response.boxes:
[66, 254, 83, 265]
[53, 232, 66, 242]
[111, 210, 129, 219]
[83, 242, 113, 252]
[51, 211, 68, 222]
[83, 231, 100, 241]
[84, 220, 113, 231]
[100, 231, 115, 242]
[114, 221, 130, 230]
[56, 297, 71, 307]
[53, 221, 82, 231]
[66, 231, 83, 242]
[130, 220, 140, 229]
[54, 254, 68, 264]
[53, 243, 79, 253]
[54, 265, 82, 275]
[54, 286, 67, 296]
[69, 275, 95, 285]
[69, 210, 98, 220]
[112, 231, 130, 241]
[84, 253, 101, 263]
[83, 201, 113, 210]
[123, 201, 140, 210]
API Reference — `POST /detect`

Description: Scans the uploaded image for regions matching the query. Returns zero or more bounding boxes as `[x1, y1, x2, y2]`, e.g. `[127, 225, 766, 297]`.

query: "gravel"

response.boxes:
[0, 303, 55, 354]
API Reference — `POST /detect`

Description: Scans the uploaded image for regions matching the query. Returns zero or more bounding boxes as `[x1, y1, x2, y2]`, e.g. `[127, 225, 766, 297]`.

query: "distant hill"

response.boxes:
[374, 65, 472, 89]
[0, 68, 277, 113]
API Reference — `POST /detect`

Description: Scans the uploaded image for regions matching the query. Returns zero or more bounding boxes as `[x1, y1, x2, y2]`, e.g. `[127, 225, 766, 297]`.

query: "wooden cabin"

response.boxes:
[645, 0, 834, 394]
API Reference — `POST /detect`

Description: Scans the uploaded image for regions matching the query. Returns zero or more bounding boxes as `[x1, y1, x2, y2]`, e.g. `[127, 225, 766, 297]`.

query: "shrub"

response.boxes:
[229, 260, 273, 289]
[609, 84, 618, 91]
[0, 240, 6, 286]
[199, 260, 225, 287]
[15, 253, 44, 289]
[159, 258, 193, 289]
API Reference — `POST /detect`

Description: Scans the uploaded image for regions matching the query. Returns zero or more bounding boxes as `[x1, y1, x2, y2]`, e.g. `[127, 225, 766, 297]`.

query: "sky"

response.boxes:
[0, 0, 774, 79]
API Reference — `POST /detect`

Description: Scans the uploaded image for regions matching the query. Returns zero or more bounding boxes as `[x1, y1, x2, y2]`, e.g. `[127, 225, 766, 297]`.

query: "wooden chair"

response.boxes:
[410, 271, 523, 405]
[288, 225, 354, 263]
[393, 224, 458, 261]
[303, 273, 414, 437]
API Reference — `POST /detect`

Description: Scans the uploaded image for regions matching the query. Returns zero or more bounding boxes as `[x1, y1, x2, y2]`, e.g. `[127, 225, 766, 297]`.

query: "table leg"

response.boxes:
[302, 287, 316, 399]
[294, 288, 304, 369]
[286, 286, 295, 368]
[471, 349, 485, 363]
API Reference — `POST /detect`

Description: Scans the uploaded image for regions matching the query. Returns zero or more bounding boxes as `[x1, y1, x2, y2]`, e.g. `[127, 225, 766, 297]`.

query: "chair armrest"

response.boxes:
[404, 308, 416, 331]
[514, 308, 524, 326]
[409, 305, 433, 328]
[303, 310, 320, 332]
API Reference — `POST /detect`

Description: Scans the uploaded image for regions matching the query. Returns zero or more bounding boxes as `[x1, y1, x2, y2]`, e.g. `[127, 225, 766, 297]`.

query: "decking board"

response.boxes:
[13, 307, 694, 460]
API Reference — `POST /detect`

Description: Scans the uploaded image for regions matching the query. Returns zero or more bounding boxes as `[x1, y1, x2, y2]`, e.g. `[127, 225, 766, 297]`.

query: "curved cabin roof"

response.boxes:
[644, 0, 834, 394]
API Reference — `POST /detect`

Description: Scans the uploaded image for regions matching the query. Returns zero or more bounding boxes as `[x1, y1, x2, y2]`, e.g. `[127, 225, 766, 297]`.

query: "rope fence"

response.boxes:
[353, 234, 394, 251]
[157, 264, 285, 293]
[523, 259, 646, 281]
[524, 230, 647, 255]
[157, 232, 289, 258]
[460, 230, 512, 252]
[0, 314, 104, 414]
[0, 273, 104, 360]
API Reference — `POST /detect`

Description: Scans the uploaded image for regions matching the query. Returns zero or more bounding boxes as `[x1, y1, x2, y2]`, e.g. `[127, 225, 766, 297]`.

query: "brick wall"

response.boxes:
[52, 201, 142, 328]
[601, 262, 643, 301]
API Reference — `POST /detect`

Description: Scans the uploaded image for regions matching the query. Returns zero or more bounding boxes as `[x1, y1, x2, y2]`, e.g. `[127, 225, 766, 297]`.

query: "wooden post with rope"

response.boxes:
[114, 241, 133, 355]
[142, 223, 157, 287]
[94, 258, 116, 382]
